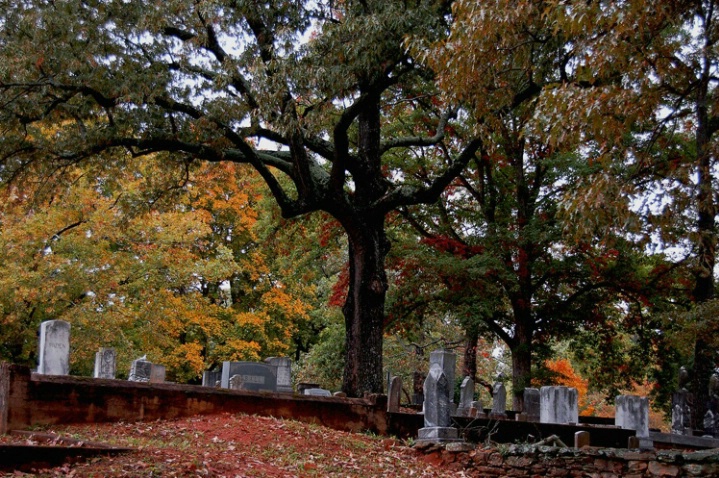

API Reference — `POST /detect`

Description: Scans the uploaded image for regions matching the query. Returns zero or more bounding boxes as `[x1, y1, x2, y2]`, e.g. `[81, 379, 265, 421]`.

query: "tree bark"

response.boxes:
[341, 216, 390, 397]
[511, 317, 533, 413]
[690, 76, 717, 427]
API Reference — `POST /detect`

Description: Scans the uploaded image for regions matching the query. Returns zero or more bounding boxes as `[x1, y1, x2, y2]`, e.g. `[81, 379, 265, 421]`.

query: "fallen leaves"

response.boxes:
[1, 414, 447, 477]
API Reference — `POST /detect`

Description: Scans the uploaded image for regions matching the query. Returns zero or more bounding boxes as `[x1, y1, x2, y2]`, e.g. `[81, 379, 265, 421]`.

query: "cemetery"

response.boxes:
[1, 320, 719, 475]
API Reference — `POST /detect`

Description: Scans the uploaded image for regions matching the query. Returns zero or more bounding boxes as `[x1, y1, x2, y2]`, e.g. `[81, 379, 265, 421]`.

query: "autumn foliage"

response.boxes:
[0, 159, 310, 381]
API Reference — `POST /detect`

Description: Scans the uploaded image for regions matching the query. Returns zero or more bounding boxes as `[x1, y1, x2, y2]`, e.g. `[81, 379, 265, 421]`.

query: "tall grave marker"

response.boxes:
[37, 320, 71, 375]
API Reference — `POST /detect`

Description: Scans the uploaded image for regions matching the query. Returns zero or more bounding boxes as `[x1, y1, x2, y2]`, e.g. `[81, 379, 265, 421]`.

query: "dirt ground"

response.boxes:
[0, 413, 452, 477]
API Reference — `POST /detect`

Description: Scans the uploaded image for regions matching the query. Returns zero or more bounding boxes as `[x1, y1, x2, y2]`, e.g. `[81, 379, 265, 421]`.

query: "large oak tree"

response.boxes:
[0, 0, 485, 396]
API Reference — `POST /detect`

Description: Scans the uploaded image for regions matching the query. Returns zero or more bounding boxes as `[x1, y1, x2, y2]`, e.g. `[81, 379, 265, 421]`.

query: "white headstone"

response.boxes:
[615, 395, 649, 438]
[540, 386, 578, 424]
[37, 320, 71, 375]
[93, 347, 116, 379]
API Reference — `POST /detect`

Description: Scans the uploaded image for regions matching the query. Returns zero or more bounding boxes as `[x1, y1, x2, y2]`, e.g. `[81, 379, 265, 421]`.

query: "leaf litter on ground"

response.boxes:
[1, 413, 450, 477]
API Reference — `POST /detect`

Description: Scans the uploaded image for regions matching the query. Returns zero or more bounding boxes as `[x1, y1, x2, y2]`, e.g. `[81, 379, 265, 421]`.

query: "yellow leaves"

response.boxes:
[261, 286, 310, 322]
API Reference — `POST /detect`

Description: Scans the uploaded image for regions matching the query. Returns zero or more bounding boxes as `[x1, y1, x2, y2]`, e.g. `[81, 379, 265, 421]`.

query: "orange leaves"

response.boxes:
[543, 358, 593, 414]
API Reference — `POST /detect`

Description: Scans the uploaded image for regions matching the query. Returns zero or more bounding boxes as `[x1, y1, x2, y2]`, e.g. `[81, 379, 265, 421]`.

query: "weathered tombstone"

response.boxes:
[149, 364, 166, 383]
[456, 376, 474, 417]
[297, 382, 320, 395]
[202, 369, 222, 387]
[265, 357, 293, 393]
[671, 366, 694, 435]
[304, 388, 332, 397]
[429, 350, 456, 402]
[221, 361, 277, 392]
[671, 404, 685, 435]
[703, 411, 716, 438]
[128, 357, 152, 382]
[615, 395, 649, 438]
[37, 320, 71, 375]
[93, 347, 116, 379]
[228, 374, 243, 390]
[416, 362, 461, 444]
[671, 389, 693, 435]
[388, 376, 402, 413]
[489, 377, 507, 419]
[470, 400, 484, 418]
[333, 391, 347, 398]
[540, 386, 578, 424]
[574, 431, 590, 448]
[523, 388, 541, 422]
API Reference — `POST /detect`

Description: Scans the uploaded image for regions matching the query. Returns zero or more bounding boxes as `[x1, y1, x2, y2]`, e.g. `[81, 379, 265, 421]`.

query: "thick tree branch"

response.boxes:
[380, 108, 456, 153]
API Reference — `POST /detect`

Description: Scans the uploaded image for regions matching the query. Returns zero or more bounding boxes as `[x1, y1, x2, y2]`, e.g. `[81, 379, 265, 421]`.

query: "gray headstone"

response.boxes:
[429, 350, 456, 403]
[297, 382, 320, 395]
[423, 362, 452, 428]
[703, 411, 715, 437]
[128, 358, 152, 382]
[540, 386, 578, 424]
[490, 381, 507, 418]
[149, 364, 166, 383]
[37, 320, 71, 375]
[265, 357, 293, 393]
[202, 370, 222, 387]
[671, 404, 684, 434]
[388, 376, 402, 413]
[303, 388, 332, 397]
[523, 388, 540, 422]
[456, 376, 474, 417]
[575, 431, 590, 448]
[93, 347, 116, 379]
[671, 390, 693, 435]
[416, 362, 460, 444]
[615, 395, 649, 438]
[221, 361, 277, 392]
[470, 400, 484, 418]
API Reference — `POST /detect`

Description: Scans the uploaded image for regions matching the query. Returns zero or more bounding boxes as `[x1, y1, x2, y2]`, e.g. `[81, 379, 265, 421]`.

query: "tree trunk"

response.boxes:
[511, 311, 533, 413]
[341, 216, 390, 397]
[690, 71, 717, 428]
[463, 327, 479, 381]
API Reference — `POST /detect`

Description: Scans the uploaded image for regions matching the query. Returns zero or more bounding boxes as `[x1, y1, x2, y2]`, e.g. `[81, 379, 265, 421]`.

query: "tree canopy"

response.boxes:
[0, 0, 717, 411]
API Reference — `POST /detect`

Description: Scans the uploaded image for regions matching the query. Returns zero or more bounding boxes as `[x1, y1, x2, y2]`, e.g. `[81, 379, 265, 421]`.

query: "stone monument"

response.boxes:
[265, 357, 293, 393]
[456, 376, 474, 417]
[93, 347, 116, 379]
[615, 395, 650, 438]
[416, 360, 461, 445]
[221, 361, 277, 392]
[37, 320, 71, 375]
[540, 386, 578, 424]
[128, 356, 152, 382]
[489, 374, 507, 419]
[671, 366, 694, 435]
[522, 387, 540, 422]
[388, 375, 402, 413]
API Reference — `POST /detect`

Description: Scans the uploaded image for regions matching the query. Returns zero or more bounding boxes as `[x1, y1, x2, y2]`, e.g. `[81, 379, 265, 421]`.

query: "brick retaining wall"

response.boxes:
[0, 363, 391, 435]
